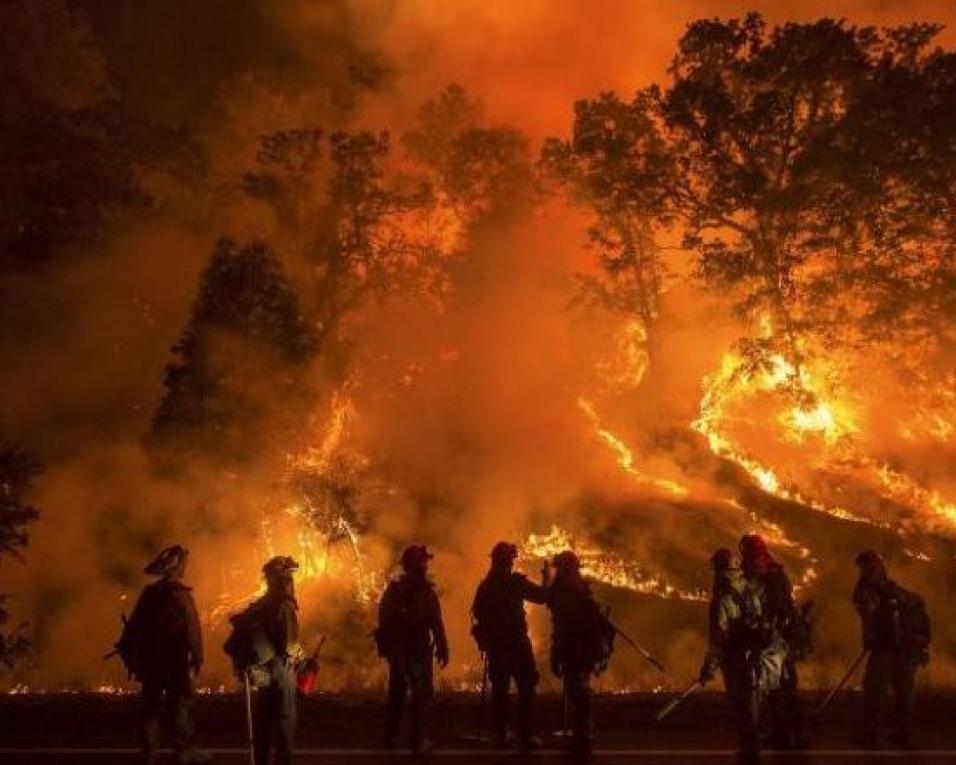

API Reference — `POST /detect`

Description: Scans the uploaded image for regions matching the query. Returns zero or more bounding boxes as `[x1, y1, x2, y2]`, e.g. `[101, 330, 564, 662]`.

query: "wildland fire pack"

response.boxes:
[374, 577, 437, 658]
[223, 600, 279, 686]
[873, 583, 932, 662]
[113, 581, 192, 680]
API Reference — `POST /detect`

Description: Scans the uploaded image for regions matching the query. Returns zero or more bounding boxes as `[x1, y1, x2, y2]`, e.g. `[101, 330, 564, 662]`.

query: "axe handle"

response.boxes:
[812, 649, 869, 721]
[656, 680, 702, 722]
[614, 627, 667, 674]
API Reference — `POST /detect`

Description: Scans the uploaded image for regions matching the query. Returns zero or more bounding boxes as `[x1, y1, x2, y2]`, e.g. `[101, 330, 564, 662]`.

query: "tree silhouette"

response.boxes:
[610, 14, 956, 402]
[542, 91, 675, 373]
[245, 128, 432, 365]
[149, 238, 317, 462]
[813, 23, 956, 377]
[655, 14, 886, 385]
[406, 84, 534, 226]
[0, 434, 39, 669]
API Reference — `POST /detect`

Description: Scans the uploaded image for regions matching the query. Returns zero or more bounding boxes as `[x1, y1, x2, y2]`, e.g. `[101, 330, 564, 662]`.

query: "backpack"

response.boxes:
[470, 574, 525, 653]
[374, 579, 434, 658]
[899, 588, 931, 663]
[728, 584, 773, 653]
[872, 582, 931, 662]
[223, 600, 276, 682]
[114, 582, 188, 680]
[784, 602, 814, 662]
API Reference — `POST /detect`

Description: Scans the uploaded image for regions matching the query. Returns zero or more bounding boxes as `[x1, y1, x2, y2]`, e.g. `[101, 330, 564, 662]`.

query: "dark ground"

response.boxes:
[1, 691, 955, 763]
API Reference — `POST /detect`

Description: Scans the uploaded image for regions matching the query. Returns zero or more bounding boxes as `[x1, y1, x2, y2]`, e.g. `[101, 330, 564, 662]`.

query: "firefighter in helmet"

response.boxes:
[253, 555, 301, 765]
[470, 541, 548, 750]
[122, 545, 210, 764]
[376, 545, 449, 753]
[853, 550, 931, 749]
[547, 550, 613, 754]
[739, 534, 807, 750]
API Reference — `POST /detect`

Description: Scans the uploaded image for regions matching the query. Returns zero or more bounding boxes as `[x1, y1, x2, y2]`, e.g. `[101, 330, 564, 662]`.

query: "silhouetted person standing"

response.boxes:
[547, 550, 613, 754]
[471, 541, 548, 750]
[853, 550, 930, 749]
[698, 544, 774, 760]
[252, 556, 301, 765]
[739, 534, 806, 749]
[376, 545, 449, 753]
[124, 545, 209, 764]
[699, 547, 734, 685]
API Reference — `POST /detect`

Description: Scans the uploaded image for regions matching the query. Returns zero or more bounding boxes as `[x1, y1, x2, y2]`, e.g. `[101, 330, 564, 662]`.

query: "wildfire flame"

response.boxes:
[692, 314, 956, 548]
[578, 398, 689, 497]
[522, 525, 706, 601]
[210, 392, 381, 623]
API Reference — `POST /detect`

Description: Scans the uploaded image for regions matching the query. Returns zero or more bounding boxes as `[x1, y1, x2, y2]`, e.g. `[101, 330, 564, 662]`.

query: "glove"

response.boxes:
[698, 660, 715, 684]
[436, 646, 449, 669]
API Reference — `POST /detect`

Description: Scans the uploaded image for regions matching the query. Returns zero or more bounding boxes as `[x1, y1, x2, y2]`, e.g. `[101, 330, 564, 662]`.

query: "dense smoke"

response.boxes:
[1, 0, 955, 693]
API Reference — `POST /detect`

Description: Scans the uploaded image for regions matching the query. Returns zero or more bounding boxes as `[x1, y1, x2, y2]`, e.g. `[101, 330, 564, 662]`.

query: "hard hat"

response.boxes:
[710, 547, 733, 570]
[552, 550, 581, 571]
[263, 555, 300, 578]
[144, 545, 188, 576]
[400, 545, 433, 568]
[490, 541, 518, 561]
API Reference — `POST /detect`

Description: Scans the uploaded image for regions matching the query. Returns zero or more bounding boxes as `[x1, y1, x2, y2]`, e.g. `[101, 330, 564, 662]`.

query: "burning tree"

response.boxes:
[652, 13, 885, 388]
[541, 91, 675, 376]
[583, 13, 956, 420]
[0, 433, 39, 669]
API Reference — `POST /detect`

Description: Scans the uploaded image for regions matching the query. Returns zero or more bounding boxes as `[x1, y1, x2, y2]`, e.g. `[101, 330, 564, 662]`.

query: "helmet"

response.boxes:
[144, 545, 188, 576]
[739, 534, 769, 562]
[263, 556, 299, 579]
[490, 541, 518, 562]
[400, 545, 433, 569]
[552, 550, 580, 571]
[855, 549, 885, 572]
[710, 548, 733, 570]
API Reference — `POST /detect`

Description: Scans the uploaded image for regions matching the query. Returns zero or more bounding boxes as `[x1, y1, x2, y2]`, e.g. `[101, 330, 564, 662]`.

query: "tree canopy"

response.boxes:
[150, 237, 317, 462]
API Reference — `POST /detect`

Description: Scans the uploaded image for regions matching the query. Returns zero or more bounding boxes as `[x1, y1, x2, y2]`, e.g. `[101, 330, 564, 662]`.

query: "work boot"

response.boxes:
[176, 747, 212, 763]
[519, 734, 543, 752]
